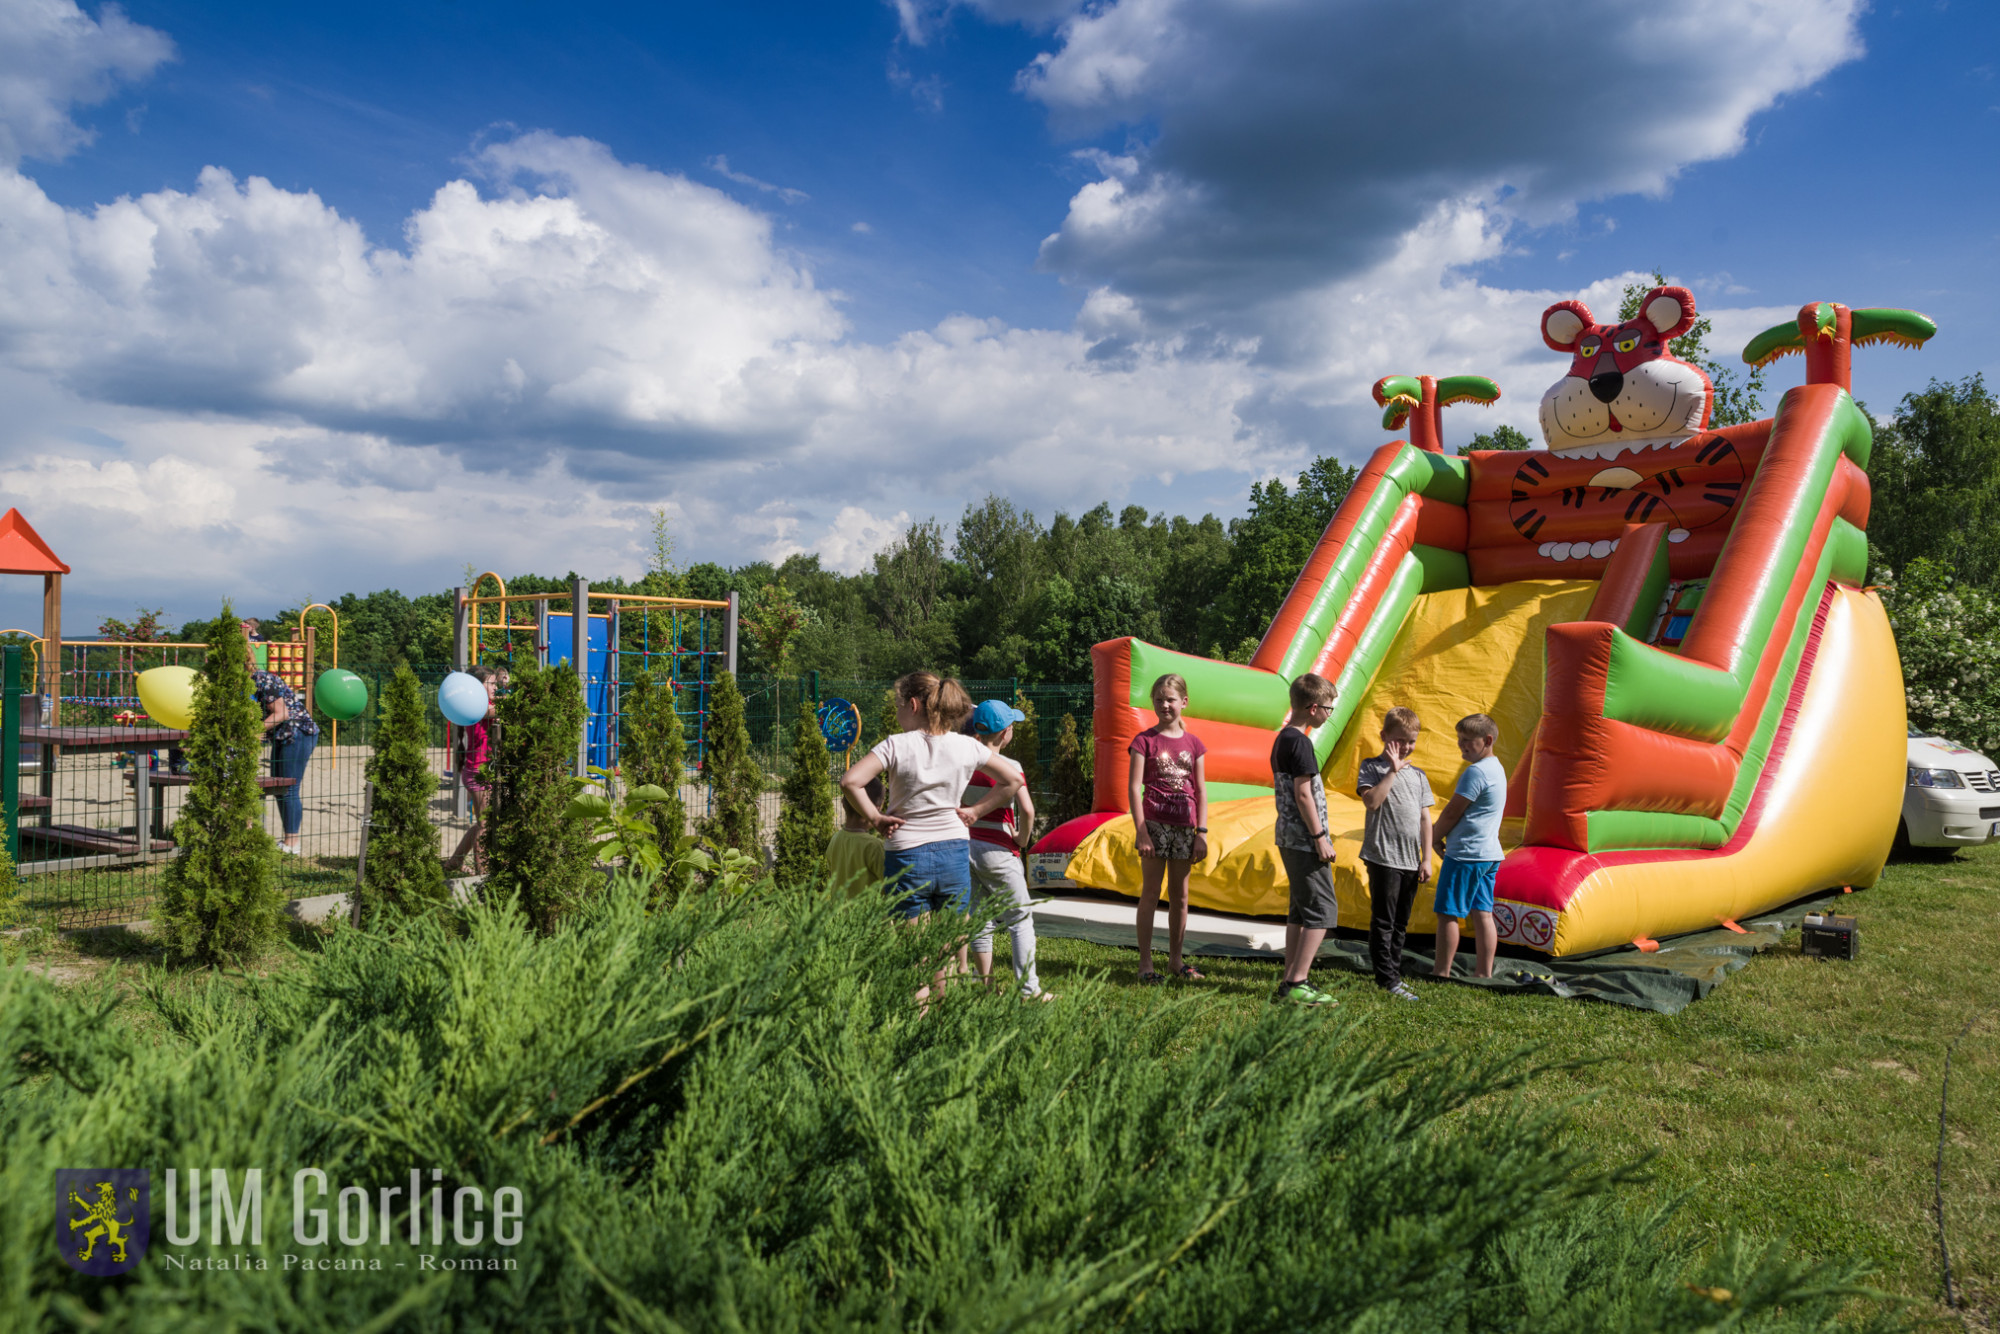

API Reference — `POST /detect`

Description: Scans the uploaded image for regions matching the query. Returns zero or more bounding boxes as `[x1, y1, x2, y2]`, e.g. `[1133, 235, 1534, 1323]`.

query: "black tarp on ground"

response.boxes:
[1030, 889, 1855, 1014]
[1308, 891, 1851, 1013]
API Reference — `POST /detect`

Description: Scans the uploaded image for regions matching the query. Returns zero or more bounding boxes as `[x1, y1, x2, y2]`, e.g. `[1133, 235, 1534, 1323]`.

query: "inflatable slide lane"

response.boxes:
[1035, 292, 1934, 956]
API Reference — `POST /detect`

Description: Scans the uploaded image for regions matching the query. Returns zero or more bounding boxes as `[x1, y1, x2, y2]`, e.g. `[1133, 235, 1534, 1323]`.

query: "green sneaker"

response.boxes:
[1273, 981, 1337, 1007]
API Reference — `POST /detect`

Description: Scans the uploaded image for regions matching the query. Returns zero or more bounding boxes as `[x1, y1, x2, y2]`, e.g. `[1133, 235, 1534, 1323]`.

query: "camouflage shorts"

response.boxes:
[1144, 821, 1200, 862]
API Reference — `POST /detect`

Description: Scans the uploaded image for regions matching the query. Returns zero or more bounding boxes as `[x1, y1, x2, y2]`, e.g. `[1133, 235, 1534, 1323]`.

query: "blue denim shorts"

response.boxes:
[1433, 857, 1498, 920]
[882, 839, 973, 919]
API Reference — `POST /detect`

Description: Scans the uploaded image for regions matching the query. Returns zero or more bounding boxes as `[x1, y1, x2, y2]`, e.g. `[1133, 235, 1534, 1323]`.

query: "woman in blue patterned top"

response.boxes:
[248, 648, 319, 854]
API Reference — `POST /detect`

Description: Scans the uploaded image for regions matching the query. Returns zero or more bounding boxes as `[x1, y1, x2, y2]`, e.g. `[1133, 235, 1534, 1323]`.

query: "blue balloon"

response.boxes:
[438, 671, 490, 727]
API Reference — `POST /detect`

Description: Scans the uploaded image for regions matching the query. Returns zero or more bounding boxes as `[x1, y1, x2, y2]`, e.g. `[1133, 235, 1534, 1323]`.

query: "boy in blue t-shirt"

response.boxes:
[1430, 713, 1504, 979]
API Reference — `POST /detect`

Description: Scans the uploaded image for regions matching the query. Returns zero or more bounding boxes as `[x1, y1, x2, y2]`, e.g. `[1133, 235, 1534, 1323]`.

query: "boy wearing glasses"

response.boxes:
[1271, 673, 1340, 1006]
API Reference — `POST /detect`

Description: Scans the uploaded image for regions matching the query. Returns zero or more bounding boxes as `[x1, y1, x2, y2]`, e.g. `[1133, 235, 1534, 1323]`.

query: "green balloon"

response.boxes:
[315, 668, 368, 721]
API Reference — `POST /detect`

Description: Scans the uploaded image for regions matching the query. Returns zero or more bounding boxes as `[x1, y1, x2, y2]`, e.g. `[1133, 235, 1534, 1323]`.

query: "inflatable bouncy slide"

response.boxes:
[1035, 290, 1934, 956]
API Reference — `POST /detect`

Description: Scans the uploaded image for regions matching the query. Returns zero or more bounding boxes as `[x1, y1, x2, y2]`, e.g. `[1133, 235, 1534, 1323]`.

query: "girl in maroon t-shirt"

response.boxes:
[1126, 672, 1209, 983]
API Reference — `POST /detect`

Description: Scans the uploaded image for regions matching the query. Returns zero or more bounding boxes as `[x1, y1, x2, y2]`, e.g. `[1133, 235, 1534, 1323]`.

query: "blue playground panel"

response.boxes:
[547, 613, 615, 770]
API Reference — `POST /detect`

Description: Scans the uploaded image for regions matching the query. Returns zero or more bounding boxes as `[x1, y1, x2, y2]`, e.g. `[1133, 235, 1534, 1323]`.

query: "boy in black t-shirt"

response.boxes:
[1270, 673, 1340, 1006]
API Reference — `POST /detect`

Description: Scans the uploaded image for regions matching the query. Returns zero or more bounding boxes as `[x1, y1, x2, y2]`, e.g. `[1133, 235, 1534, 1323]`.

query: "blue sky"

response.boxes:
[0, 0, 1995, 632]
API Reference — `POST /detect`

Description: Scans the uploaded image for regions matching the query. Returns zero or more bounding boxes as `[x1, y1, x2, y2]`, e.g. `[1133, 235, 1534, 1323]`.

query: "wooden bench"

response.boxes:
[146, 775, 298, 791]
[138, 774, 300, 839]
[21, 824, 176, 857]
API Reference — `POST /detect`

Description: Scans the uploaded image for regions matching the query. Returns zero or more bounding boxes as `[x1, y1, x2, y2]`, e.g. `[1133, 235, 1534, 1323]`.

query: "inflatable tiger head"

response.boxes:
[1537, 285, 1711, 459]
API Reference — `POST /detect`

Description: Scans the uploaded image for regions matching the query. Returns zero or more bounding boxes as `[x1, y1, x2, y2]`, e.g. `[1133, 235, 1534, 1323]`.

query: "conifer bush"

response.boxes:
[698, 670, 763, 861]
[156, 609, 281, 964]
[876, 685, 899, 747]
[0, 843, 19, 931]
[618, 667, 689, 852]
[618, 666, 691, 897]
[355, 665, 448, 923]
[772, 712, 835, 888]
[1, 884, 1900, 1330]
[484, 660, 594, 934]
[1008, 691, 1045, 840]
[1049, 710, 1093, 829]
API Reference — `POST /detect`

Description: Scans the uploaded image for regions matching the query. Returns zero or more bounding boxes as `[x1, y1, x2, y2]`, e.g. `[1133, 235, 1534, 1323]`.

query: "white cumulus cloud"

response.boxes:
[0, 0, 171, 165]
[1021, 0, 1863, 327]
[0, 0, 1863, 630]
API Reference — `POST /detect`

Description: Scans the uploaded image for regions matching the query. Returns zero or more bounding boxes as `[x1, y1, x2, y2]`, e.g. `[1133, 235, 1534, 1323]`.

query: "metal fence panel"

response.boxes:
[1, 652, 1095, 929]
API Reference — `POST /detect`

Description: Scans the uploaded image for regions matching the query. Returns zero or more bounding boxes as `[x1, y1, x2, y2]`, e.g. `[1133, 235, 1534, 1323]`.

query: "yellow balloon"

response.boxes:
[136, 665, 197, 730]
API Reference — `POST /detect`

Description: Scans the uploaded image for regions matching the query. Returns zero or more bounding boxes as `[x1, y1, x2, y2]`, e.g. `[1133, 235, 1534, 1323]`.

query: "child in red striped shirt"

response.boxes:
[963, 700, 1052, 1000]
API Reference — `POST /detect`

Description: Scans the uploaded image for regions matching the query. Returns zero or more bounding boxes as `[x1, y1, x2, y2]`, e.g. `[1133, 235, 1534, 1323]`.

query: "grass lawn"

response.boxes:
[1031, 843, 1999, 1325]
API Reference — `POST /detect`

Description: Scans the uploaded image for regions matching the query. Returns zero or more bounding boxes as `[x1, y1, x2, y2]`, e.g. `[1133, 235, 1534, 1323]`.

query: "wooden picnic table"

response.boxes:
[9, 724, 294, 870]
[16, 724, 191, 865]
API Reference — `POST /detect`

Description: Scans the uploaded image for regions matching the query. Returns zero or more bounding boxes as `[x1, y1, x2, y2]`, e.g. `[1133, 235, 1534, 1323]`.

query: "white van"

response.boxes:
[1903, 725, 2000, 849]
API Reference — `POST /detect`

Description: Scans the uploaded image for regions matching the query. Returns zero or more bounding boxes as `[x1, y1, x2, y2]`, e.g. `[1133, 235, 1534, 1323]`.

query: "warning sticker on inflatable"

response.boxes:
[1028, 853, 1077, 890]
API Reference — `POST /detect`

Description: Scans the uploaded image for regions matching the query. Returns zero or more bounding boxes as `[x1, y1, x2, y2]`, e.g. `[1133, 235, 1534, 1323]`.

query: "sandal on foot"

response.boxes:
[1137, 971, 1165, 986]
[1171, 963, 1206, 981]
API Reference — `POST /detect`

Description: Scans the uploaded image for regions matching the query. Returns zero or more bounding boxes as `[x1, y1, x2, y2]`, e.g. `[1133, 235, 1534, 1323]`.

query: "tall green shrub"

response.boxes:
[1880, 556, 2000, 751]
[486, 661, 595, 934]
[1049, 710, 1093, 830]
[700, 670, 763, 861]
[875, 686, 899, 749]
[0, 843, 20, 932]
[356, 666, 448, 923]
[773, 712, 835, 888]
[1008, 692, 1045, 841]
[157, 608, 281, 964]
[619, 666, 690, 887]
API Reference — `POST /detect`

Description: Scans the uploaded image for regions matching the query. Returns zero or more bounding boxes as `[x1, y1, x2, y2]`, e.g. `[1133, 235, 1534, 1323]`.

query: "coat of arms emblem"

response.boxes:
[56, 1169, 150, 1276]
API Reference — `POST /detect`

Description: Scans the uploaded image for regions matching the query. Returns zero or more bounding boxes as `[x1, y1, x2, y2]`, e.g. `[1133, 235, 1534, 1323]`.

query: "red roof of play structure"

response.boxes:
[0, 509, 70, 575]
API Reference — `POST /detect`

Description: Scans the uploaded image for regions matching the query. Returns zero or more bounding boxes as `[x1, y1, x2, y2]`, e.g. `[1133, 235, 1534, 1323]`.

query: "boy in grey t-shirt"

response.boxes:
[1356, 707, 1434, 1000]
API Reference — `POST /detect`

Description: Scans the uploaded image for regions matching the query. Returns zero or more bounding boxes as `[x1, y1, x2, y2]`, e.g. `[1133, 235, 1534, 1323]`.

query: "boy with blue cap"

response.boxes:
[962, 698, 1052, 1000]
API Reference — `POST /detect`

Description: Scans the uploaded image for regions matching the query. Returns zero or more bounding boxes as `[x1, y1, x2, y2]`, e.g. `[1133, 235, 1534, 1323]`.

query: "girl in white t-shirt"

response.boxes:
[840, 672, 1023, 933]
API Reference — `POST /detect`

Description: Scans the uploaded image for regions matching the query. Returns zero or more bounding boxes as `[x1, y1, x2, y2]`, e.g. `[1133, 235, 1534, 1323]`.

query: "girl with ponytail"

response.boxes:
[841, 672, 1024, 969]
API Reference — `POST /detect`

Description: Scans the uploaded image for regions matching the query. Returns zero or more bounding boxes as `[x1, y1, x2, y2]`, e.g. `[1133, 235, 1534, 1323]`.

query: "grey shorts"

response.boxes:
[1279, 846, 1338, 929]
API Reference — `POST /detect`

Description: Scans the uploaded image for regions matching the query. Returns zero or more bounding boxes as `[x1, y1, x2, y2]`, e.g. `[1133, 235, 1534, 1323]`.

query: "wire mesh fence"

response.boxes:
[725, 676, 1096, 830]
[8, 659, 476, 930]
[4, 652, 1096, 930]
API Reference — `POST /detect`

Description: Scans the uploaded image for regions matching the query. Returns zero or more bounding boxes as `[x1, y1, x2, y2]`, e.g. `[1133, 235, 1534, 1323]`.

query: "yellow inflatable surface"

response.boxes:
[1067, 580, 1596, 928]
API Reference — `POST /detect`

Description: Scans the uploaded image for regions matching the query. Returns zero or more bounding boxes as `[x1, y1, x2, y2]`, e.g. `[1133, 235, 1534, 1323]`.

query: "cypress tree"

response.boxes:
[486, 660, 595, 934]
[1007, 692, 1044, 843]
[1049, 711, 1093, 830]
[356, 666, 448, 923]
[158, 608, 282, 964]
[699, 670, 763, 861]
[0, 842, 19, 930]
[619, 666, 690, 897]
[772, 712, 835, 888]
[875, 687, 899, 750]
